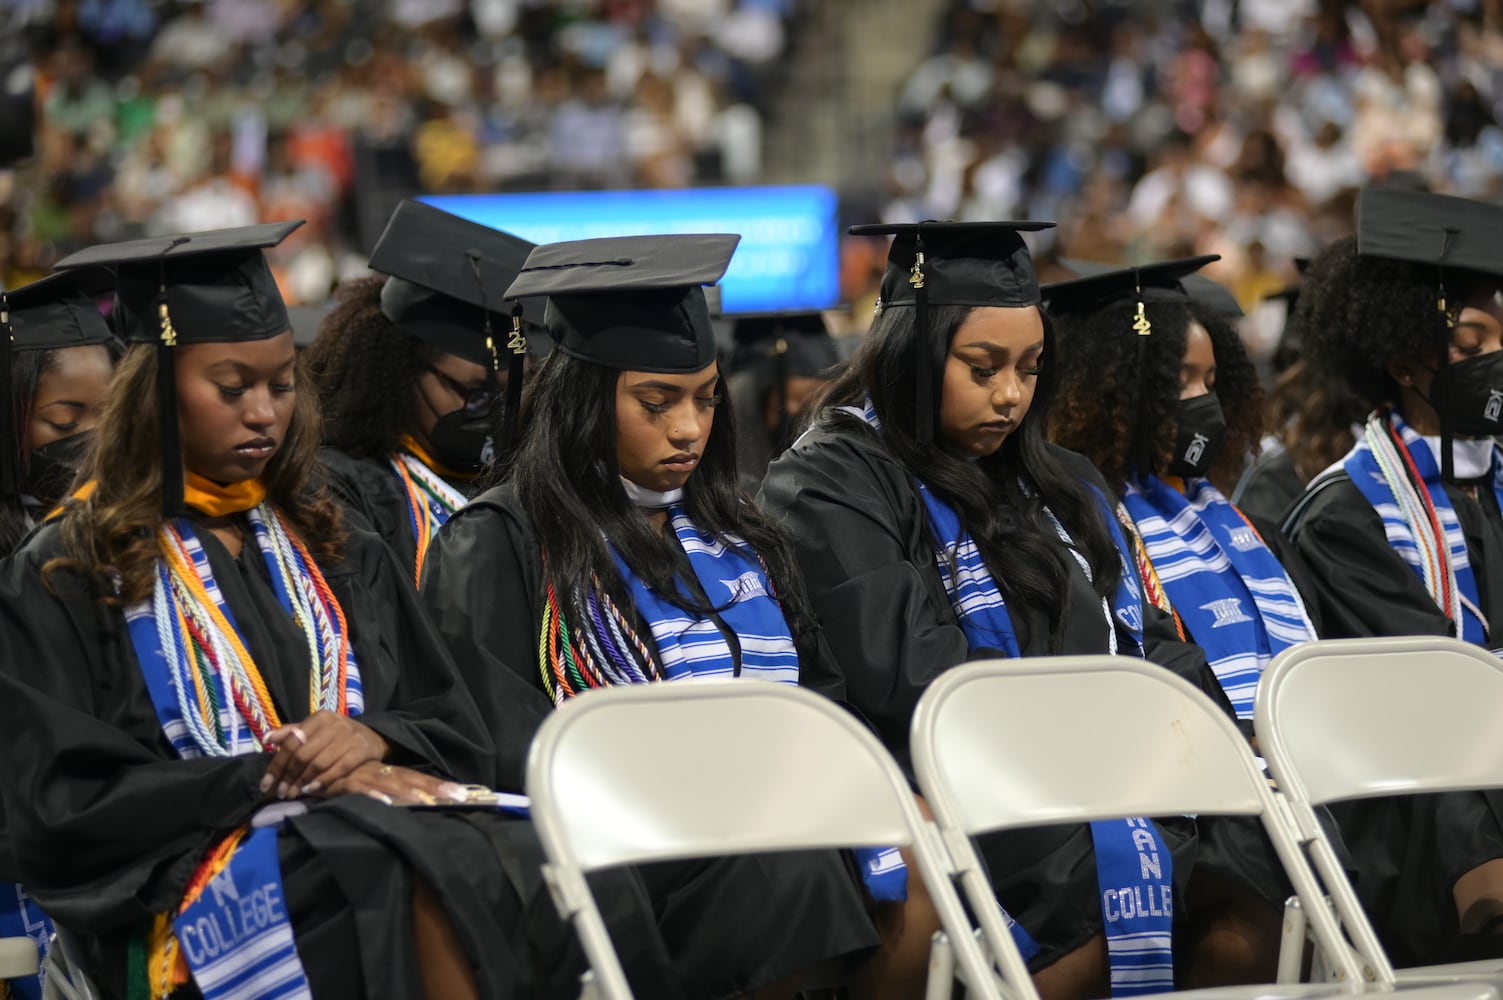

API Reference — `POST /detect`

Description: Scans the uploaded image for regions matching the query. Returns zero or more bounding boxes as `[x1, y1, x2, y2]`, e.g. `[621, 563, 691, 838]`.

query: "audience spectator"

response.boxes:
[3, 0, 792, 295]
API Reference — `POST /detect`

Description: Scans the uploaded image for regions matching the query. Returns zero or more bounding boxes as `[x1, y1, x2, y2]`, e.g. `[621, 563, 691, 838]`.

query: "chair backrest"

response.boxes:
[911, 656, 1268, 835]
[526, 679, 921, 871]
[1256, 636, 1503, 807]
[911, 655, 1378, 991]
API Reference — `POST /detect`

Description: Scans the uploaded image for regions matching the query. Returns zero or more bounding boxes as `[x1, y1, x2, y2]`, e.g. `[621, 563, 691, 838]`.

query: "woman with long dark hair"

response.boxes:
[0, 270, 119, 554]
[758, 222, 1286, 1000]
[420, 234, 918, 999]
[0, 222, 615, 1000]
[1281, 187, 1503, 965]
[1047, 258, 1317, 720]
[306, 200, 544, 584]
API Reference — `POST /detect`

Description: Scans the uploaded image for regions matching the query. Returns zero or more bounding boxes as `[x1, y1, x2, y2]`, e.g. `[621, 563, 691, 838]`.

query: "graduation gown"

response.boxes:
[419, 487, 881, 997]
[758, 413, 1287, 969]
[0, 520, 599, 1000]
[1232, 446, 1306, 526]
[318, 447, 480, 581]
[1284, 470, 1503, 966]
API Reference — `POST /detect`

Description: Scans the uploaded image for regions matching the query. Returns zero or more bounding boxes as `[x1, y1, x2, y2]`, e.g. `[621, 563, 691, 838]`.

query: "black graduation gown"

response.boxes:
[757, 413, 1287, 970]
[1232, 446, 1307, 526]
[0, 521, 598, 1000]
[1284, 471, 1503, 966]
[418, 487, 881, 997]
[318, 447, 480, 583]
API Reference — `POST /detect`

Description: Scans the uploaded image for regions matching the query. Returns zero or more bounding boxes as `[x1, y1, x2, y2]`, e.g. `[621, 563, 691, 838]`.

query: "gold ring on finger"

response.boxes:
[380, 765, 393, 777]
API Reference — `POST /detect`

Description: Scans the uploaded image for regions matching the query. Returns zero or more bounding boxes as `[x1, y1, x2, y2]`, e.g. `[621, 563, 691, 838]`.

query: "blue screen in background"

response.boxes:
[420, 186, 839, 315]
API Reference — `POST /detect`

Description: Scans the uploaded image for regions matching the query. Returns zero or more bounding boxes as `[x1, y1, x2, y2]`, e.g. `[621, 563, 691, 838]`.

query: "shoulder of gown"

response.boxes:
[317, 447, 418, 572]
[418, 484, 556, 791]
[758, 413, 980, 769]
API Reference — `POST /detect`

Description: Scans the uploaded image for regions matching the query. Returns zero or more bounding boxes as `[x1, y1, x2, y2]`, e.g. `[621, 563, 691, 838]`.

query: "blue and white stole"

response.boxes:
[612, 507, 801, 685]
[0, 885, 50, 999]
[125, 504, 365, 1000]
[1338, 410, 1503, 644]
[614, 486, 908, 901]
[1121, 475, 1316, 718]
[852, 402, 1175, 993]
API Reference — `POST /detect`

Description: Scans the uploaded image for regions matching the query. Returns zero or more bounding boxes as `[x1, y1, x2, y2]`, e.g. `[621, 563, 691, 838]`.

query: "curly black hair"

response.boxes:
[1050, 298, 1264, 496]
[1299, 234, 1486, 409]
[302, 277, 441, 460]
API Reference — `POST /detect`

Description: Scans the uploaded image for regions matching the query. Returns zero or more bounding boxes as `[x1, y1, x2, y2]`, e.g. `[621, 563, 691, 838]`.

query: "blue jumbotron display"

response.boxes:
[420, 186, 839, 315]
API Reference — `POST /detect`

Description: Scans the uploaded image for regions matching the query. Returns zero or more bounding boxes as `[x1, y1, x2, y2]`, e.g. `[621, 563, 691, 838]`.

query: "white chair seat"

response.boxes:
[0, 936, 39, 979]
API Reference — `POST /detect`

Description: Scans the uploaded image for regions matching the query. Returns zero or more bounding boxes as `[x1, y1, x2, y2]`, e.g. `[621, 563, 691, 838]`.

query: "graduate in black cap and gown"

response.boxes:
[758, 222, 1290, 999]
[307, 200, 548, 585]
[726, 310, 843, 493]
[0, 269, 120, 554]
[0, 222, 629, 1000]
[420, 233, 918, 999]
[1281, 187, 1503, 965]
[1045, 256, 1319, 721]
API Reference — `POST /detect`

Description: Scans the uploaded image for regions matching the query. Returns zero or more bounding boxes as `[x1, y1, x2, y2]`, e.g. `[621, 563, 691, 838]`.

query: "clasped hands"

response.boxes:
[258, 711, 466, 807]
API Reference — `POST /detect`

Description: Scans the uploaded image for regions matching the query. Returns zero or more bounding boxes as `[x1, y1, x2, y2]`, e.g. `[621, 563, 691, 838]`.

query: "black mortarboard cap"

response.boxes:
[852, 221, 1053, 310]
[849, 220, 1055, 447]
[1357, 187, 1503, 277]
[731, 310, 841, 379]
[368, 200, 545, 366]
[5, 268, 116, 352]
[55, 220, 302, 345]
[504, 234, 740, 375]
[53, 221, 303, 516]
[1, 268, 118, 495]
[1183, 275, 1243, 321]
[1043, 256, 1219, 313]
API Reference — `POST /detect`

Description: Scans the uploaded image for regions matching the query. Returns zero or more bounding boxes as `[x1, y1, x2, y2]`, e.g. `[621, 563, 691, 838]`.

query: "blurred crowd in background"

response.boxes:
[6, 0, 1503, 374]
[871, 0, 1503, 366]
[2, 0, 791, 302]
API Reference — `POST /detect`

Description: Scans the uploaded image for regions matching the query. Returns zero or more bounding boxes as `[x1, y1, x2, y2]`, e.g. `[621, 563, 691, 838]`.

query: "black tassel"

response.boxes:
[912, 230, 933, 448]
[1132, 286, 1153, 476]
[502, 302, 527, 455]
[1437, 232, 1457, 482]
[157, 295, 183, 517]
[0, 292, 16, 498]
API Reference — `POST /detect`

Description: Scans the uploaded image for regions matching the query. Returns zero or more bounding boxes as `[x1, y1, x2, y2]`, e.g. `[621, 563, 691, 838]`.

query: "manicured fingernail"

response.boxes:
[438, 782, 468, 802]
[277, 782, 289, 800]
[367, 791, 393, 805]
[301, 780, 321, 795]
[259, 774, 273, 794]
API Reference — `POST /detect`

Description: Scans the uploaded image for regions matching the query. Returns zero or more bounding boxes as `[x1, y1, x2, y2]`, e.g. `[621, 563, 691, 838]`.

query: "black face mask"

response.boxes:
[1166, 393, 1227, 478]
[1434, 352, 1503, 437]
[25, 431, 93, 509]
[427, 409, 495, 474]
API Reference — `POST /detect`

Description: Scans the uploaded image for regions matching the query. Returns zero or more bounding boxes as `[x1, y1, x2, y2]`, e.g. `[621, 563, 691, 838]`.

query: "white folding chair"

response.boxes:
[1257, 636, 1503, 991]
[910, 655, 1496, 1000]
[524, 679, 998, 1000]
[0, 936, 37, 980]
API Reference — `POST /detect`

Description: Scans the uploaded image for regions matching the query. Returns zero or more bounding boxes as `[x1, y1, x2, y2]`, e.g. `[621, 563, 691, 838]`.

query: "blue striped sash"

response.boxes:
[1121, 475, 1315, 718]
[1338, 410, 1502, 644]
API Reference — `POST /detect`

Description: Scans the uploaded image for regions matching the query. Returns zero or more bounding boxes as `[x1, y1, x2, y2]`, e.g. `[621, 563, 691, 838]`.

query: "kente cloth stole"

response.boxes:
[861, 398, 1173, 989]
[390, 446, 469, 584]
[1121, 474, 1316, 718]
[610, 507, 907, 900]
[1339, 409, 1502, 644]
[124, 504, 364, 999]
[611, 506, 800, 684]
